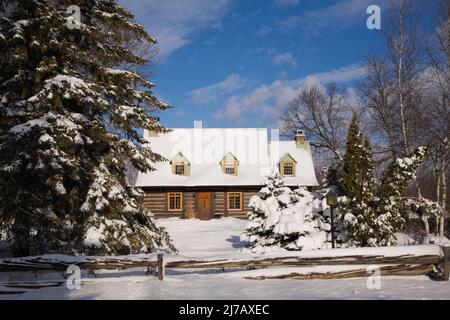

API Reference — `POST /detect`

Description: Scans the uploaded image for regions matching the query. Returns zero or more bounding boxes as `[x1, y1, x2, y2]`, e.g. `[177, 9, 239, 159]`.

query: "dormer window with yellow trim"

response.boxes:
[174, 162, 186, 175]
[279, 153, 297, 177]
[221, 153, 239, 176]
[170, 152, 190, 176]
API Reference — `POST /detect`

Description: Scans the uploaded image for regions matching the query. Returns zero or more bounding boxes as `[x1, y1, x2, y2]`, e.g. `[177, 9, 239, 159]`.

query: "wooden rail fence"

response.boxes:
[0, 246, 449, 281]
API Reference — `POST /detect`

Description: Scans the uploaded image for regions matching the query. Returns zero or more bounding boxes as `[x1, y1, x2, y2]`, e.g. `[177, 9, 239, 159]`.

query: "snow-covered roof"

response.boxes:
[135, 128, 319, 187]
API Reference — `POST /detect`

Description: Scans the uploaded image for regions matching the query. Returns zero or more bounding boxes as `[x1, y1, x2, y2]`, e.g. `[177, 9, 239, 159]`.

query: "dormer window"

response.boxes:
[221, 153, 239, 176]
[282, 162, 294, 176]
[224, 161, 236, 175]
[174, 162, 186, 175]
[170, 152, 190, 176]
[279, 153, 297, 177]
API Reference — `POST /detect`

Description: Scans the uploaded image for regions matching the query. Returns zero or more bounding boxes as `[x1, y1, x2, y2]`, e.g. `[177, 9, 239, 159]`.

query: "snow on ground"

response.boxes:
[3, 272, 450, 300]
[0, 217, 449, 300]
[158, 217, 248, 258]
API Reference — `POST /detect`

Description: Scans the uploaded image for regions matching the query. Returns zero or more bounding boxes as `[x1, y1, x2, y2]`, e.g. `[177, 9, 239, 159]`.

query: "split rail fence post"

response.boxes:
[442, 246, 450, 281]
[157, 253, 164, 281]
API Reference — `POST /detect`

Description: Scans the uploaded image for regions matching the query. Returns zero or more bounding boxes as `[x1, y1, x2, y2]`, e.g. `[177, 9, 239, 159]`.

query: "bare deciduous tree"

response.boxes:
[361, 0, 428, 195]
[424, 0, 450, 236]
[280, 83, 353, 165]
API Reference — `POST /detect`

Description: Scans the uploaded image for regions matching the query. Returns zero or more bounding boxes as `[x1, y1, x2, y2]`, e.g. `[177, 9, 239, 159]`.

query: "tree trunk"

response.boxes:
[414, 178, 423, 198]
[441, 169, 447, 236]
[397, 0, 410, 158]
[436, 168, 441, 235]
[11, 210, 30, 257]
[424, 217, 430, 235]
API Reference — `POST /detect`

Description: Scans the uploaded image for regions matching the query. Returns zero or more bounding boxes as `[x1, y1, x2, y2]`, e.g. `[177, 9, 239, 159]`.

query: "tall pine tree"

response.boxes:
[341, 115, 378, 246]
[0, 0, 174, 255]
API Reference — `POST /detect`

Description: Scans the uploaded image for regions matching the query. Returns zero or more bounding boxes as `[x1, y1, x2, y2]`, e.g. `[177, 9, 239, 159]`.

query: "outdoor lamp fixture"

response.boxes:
[326, 190, 338, 249]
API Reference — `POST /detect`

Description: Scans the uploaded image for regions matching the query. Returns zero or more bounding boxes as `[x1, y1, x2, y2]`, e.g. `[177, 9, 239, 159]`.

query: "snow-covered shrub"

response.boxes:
[422, 235, 450, 246]
[400, 197, 444, 221]
[241, 174, 332, 253]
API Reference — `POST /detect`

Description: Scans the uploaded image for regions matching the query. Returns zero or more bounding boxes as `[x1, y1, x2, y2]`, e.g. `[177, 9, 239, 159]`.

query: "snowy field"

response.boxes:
[0, 217, 450, 300]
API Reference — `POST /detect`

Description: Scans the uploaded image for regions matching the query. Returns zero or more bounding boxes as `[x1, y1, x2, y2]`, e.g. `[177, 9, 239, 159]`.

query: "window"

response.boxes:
[174, 162, 185, 175]
[224, 161, 236, 175]
[282, 162, 294, 176]
[221, 153, 239, 175]
[167, 192, 183, 211]
[171, 152, 190, 176]
[227, 192, 242, 210]
[279, 153, 297, 177]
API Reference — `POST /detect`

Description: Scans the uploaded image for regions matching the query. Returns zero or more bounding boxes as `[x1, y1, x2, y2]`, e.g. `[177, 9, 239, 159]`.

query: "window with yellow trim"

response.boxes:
[224, 160, 237, 175]
[227, 192, 242, 210]
[221, 153, 239, 175]
[282, 162, 295, 176]
[167, 192, 183, 211]
[171, 152, 190, 176]
[173, 162, 186, 175]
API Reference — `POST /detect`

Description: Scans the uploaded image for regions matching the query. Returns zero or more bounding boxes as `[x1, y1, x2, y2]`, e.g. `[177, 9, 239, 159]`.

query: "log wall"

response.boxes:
[142, 188, 258, 219]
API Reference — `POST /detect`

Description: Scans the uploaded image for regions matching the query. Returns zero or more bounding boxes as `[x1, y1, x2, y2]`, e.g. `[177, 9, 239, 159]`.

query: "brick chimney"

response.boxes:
[295, 129, 305, 147]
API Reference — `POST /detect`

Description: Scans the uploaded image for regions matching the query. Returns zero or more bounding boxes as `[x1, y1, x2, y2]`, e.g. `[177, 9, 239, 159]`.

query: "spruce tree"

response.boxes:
[242, 174, 330, 252]
[341, 115, 377, 246]
[241, 174, 292, 252]
[0, 0, 174, 255]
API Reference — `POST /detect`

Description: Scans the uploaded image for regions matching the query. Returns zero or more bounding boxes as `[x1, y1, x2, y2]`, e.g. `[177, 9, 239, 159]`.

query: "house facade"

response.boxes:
[136, 126, 319, 220]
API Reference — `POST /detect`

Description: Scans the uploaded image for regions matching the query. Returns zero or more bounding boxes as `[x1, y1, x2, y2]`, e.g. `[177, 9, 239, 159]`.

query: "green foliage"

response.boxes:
[342, 115, 376, 201]
[0, 0, 175, 255]
[378, 147, 428, 199]
[373, 147, 429, 238]
[340, 115, 378, 246]
[336, 116, 431, 247]
[242, 173, 291, 248]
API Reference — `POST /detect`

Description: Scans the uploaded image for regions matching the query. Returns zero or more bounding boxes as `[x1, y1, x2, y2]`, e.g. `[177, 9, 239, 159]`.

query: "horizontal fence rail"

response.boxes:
[0, 245, 448, 281]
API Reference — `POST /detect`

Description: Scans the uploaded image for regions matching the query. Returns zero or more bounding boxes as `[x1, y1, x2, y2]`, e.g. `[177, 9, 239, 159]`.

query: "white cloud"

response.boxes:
[301, 64, 366, 84]
[119, 0, 230, 60]
[210, 64, 365, 124]
[274, 0, 300, 6]
[188, 74, 248, 105]
[272, 52, 297, 67]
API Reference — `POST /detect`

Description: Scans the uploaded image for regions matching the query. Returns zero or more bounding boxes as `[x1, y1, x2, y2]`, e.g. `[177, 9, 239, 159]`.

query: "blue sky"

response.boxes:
[120, 0, 387, 130]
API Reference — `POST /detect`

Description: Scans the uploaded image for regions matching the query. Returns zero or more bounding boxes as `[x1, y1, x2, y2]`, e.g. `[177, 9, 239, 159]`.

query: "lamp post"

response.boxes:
[326, 190, 338, 249]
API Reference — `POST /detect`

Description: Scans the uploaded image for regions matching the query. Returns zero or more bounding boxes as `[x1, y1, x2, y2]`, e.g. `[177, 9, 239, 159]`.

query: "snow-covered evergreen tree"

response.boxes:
[241, 174, 292, 252]
[373, 146, 429, 244]
[341, 115, 378, 246]
[274, 187, 331, 251]
[241, 174, 331, 252]
[0, 0, 174, 255]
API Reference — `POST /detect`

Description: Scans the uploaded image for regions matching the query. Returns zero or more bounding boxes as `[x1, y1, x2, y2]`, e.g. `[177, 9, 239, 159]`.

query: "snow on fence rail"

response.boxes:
[164, 245, 450, 280]
[0, 245, 449, 281]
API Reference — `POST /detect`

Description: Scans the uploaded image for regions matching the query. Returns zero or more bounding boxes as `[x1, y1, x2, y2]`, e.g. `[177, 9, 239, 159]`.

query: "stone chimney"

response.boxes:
[295, 129, 305, 147]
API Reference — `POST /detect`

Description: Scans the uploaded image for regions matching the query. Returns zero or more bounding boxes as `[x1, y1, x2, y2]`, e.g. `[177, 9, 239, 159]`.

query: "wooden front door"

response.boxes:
[197, 192, 213, 220]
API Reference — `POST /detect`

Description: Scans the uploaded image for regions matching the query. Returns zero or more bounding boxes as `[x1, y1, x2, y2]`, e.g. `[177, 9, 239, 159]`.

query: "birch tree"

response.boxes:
[425, 0, 450, 236]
